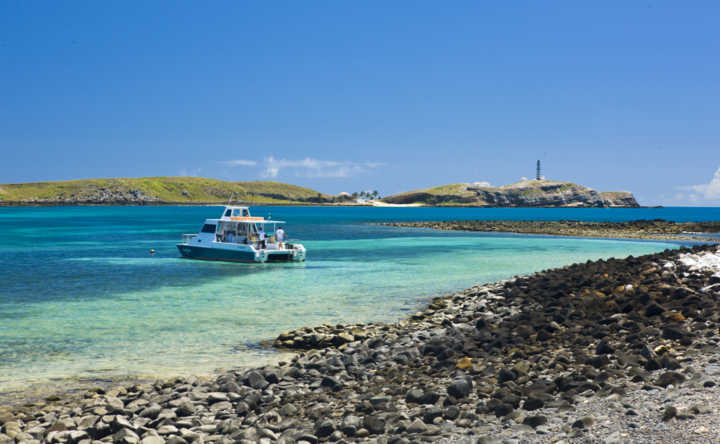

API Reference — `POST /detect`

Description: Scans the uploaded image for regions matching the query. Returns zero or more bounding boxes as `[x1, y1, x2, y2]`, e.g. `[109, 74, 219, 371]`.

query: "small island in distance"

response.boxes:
[0, 175, 640, 207]
[381, 179, 639, 208]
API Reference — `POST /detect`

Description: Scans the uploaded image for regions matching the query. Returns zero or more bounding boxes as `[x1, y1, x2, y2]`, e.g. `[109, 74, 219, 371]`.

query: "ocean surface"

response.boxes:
[1, 205, 718, 396]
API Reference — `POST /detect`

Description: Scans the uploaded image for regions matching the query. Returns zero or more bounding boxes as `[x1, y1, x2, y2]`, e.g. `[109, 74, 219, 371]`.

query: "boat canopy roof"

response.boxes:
[205, 218, 286, 225]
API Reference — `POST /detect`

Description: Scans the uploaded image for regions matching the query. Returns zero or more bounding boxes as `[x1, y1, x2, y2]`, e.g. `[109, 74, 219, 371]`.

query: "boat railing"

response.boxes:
[181, 233, 197, 244]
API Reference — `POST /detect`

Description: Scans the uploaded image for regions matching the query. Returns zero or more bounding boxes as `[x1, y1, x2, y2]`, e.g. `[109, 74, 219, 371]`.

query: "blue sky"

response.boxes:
[1, 1, 719, 205]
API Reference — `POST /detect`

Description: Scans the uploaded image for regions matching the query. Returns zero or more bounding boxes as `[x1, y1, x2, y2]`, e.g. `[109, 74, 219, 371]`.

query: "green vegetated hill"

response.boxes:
[381, 179, 639, 208]
[0, 177, 334, 205]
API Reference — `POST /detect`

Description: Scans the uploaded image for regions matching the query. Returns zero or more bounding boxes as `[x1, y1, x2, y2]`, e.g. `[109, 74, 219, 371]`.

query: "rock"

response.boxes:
[363, 415, 385, 434]
[141, 434, 165, 444]
[423, 406, 443, 424]
[245, 371, 269, 390]
[665, 311, 686, 322]
[572, 416, 594, 429]
[244, 390, 261, 409]
[645, 302, 665, 317]
[157, 425, 178, 435]
[656, 371, 685, 388]
[523, 396, 544, 411]
[405, 389, 424, 404]
[295, 433, 318, 444]
[456, 357, 472, 369]
[175, 400, 195, 417]
[220, 379, 243, 394]
[207, 392, 229, 403]
[493, 402, 514, 417]
[595, 340, 614, 355]
[523, 416, 547, 428]
[2, 422, 20, 438]
[105, 396, 125, 413]
[113, 428, 140, 444]
[447, 378, 472, 398]
[156, 409, 176, 421]
[139, 404, 162, 419]
[111, 416, 136, 433]
[444, 405, 460, 420]
[662, 326, 688, 341]
[320, 376, 342, 391]
[341, 415, 361, 436]
[210, 401, 233, 412]
[279, 404, 298, 417]
[498, 368, 517, 383]
[407, 418, 427, 434]
[332, 332, 354, 346]
[587, 355, 610, 368]
[419, 391, 440, 405]
[314, 419, 334, 438]
[663, 406, 677, 422]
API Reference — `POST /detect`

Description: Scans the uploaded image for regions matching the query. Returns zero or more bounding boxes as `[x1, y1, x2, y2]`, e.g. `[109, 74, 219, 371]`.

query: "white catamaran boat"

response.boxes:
[177, 205, 306, 263]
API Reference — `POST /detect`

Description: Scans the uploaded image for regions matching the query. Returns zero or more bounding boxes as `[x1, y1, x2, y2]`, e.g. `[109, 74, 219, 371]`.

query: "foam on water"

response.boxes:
[0, 206, 703, 394]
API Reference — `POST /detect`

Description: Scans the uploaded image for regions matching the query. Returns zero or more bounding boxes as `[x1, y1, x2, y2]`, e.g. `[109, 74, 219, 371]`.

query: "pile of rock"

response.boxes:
[274, 324, 379, 350]
[2, 245, 720, 443]
[382, 220, 720, 242]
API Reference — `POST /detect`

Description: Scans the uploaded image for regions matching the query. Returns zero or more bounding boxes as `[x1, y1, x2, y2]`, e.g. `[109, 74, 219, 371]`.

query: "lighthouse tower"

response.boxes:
[536, 160, 542, 180]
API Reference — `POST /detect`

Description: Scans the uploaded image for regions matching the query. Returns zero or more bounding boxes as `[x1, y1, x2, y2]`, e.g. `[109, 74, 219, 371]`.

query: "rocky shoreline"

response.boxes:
[3, 245, 720, 443]
[382, 219, 720, 242]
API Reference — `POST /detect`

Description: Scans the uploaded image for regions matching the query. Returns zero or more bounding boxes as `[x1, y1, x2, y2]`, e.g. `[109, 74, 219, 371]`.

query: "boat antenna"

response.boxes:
[227, 191, 236, 206]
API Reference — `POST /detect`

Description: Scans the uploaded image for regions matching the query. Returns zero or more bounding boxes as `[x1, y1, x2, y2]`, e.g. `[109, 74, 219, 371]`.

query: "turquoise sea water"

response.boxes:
[0, 206, 717, 395]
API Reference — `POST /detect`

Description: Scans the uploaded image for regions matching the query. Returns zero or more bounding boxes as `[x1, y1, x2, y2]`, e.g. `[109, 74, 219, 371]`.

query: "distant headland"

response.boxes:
[0, 175, 639, 208]
[380, 179, 639, 208]
[0, 177, 335, 206]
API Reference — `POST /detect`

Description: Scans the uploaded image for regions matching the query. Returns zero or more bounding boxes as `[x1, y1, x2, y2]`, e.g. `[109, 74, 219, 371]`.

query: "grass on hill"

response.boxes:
[0, 177, 334, 204]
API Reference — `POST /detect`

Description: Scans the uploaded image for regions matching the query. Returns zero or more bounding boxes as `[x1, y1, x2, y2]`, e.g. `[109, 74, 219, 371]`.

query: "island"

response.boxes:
[380, 179, 639, 208]
[1, 176, 640, 208]
[0, 177, 335, 206]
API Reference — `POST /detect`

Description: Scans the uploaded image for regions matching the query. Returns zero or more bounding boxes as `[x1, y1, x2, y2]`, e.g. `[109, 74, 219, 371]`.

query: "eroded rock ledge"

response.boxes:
[3, 245, 720, 443]
[382, 219, 720, 242]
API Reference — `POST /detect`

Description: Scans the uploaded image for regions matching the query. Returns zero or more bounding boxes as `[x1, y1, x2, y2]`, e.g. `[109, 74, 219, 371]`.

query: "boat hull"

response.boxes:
[176, 244, 304, 263]
[177, 244, 259, 263]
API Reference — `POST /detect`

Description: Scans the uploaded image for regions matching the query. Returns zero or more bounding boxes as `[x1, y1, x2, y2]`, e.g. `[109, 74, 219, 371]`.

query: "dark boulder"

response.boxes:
[447, 378, 472, 399]
[523, 415, 547, 428]
[656, 371, 685, 388]
[497, 368, 517, 383]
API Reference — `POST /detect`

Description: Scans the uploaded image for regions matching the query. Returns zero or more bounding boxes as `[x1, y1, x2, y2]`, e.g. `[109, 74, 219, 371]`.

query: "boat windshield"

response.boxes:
[232, 208, 249, 217]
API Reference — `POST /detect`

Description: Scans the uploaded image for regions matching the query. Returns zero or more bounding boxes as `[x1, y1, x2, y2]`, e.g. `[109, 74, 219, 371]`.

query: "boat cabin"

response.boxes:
[188, 206, 287, 250]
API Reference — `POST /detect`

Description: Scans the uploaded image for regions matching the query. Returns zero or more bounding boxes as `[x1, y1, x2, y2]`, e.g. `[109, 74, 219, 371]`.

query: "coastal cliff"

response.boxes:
[381, 179, 640, 208]
[0, 177, 334, 206]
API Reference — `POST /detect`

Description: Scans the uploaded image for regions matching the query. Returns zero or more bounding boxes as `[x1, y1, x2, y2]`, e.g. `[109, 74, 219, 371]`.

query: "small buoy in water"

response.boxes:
[149, 249, 156, 255]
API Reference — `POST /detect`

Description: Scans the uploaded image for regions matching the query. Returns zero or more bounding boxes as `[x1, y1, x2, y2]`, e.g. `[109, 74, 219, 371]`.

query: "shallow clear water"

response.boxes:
[0, 205, 711, 394]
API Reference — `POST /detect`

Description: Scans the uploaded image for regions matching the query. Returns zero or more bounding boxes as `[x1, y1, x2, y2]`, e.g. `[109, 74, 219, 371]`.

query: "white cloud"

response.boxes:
[221, 159, 257, 167]
[260, 156, 384, 179]
[678, 167, 720, 202]
[179, 168, 202, 177]
[263, 167, 279, 178]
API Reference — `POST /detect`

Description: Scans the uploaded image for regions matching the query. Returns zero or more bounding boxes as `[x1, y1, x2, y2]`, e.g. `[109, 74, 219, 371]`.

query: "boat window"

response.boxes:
[201, 223, 217, 233]
[224, 209, 231, 217]
[243, 209, 249, 216]
[232, 209, 241, 217]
